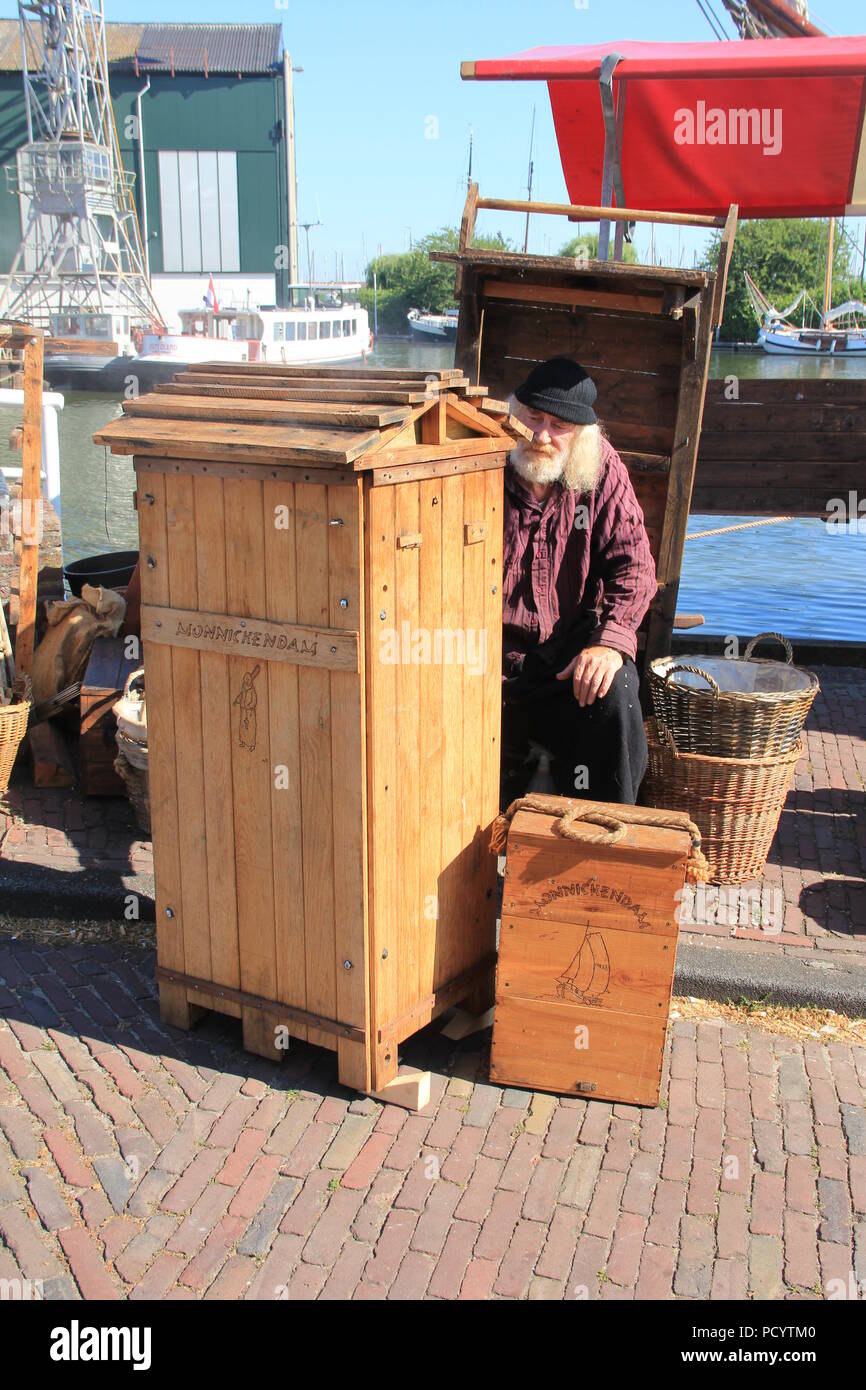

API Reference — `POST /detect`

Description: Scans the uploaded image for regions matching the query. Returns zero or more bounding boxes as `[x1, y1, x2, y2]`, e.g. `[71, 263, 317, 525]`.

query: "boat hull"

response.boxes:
[760, 330, 866, 355]
[408, 321, 458, 341]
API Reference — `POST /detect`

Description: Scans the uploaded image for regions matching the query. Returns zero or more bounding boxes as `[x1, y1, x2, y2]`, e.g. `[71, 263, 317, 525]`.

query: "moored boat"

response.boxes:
[139, 284, 372, 367]
[407, 306, 459, 340]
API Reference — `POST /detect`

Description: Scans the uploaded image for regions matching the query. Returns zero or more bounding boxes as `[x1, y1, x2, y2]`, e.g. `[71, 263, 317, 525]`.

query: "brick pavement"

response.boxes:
[0, 937, 864, 1301]
[2, 666, 864, 965]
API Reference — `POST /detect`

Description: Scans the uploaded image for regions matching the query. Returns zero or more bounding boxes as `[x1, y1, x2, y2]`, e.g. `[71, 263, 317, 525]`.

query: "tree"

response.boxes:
[559, 232, 638, 265]
[361, 225, 514, 334]
[701, 218, 862, 342]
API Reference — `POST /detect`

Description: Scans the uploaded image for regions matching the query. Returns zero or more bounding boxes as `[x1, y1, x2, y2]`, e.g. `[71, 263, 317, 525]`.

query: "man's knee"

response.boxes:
[589, 657, 640, 718]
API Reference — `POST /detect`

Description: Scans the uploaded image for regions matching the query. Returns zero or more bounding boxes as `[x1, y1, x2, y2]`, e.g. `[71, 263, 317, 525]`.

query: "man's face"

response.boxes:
[509, 401, 579, 485]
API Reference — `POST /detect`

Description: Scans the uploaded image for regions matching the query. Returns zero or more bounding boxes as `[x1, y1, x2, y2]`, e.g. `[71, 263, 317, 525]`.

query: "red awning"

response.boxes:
[463, 38, 866, 218]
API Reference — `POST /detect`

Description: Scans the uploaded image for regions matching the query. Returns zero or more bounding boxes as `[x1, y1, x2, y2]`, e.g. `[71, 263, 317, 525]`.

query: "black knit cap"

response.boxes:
[514, 356, 597, 425]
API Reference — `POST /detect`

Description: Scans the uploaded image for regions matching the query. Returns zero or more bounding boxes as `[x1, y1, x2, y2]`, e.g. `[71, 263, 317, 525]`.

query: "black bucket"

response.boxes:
[64, 550, 139, 598]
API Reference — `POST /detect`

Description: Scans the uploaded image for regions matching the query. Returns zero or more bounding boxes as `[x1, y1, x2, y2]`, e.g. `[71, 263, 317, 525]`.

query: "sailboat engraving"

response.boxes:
[556, 930, 611, 1007]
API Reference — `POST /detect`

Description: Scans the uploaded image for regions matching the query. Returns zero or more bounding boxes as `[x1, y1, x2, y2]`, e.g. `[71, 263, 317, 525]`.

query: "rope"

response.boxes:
[490, 793, 711, 883]
[686, 515, 795, 542]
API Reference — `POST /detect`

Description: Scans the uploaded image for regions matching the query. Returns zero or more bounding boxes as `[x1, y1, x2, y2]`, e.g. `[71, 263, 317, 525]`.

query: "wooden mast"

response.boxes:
[823, 217, 835, 325]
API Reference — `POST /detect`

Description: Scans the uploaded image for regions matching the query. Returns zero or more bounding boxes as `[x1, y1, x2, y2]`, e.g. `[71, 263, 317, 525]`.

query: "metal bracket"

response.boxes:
[598, 54, 635, 262]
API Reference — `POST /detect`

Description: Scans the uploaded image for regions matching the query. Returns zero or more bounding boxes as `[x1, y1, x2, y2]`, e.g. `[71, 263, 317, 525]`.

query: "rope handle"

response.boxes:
[490, 792, 710, 883]
[743, 631, 793, 664]
[121, 667, 146, 703]
[558, 804, 627, 847]
[662, 663, 720, 696]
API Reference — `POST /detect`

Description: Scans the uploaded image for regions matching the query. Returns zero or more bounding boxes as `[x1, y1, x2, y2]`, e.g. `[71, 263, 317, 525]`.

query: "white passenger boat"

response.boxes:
[44, 310, 138, 371]
[139, 285, 372, 367]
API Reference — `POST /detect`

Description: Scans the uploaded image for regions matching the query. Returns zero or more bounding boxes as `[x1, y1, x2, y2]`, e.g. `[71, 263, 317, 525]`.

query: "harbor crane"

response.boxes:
[0, 1, 164, 333]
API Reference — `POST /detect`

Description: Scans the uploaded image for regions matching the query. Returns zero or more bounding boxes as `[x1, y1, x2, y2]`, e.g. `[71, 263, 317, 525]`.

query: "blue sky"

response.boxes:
[1, 0, 864, 277]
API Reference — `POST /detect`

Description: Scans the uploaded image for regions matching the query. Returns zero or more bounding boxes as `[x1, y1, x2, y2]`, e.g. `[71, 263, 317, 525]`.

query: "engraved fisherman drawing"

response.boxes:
[234, 665, 261, 752]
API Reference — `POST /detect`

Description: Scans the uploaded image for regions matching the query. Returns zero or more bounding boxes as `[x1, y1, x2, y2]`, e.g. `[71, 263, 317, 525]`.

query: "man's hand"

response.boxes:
[556, 645, 623, 706]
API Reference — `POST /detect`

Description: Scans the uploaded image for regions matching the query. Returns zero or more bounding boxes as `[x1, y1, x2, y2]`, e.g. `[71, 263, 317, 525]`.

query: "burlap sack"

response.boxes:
[30, 583, 126, 707]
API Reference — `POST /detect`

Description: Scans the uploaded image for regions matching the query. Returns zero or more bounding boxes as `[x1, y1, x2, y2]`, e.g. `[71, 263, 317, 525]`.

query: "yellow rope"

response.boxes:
[686, 516, 795, 542]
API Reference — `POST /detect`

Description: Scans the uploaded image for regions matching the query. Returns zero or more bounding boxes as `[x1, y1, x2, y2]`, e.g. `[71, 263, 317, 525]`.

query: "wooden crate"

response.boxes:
[491, 798, 692, 1106]
[80, 637, 141, 796]
[95, 365, 521, 1102]
[432, 188, 737, 686]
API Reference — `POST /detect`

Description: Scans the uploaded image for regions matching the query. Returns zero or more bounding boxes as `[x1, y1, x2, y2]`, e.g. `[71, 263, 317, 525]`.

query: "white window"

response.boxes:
[297, 322, 306, 340]
[320, 321, 330, 339]
[308, 322, 317, 340]
[285, 322, 295, 341]
[333, 321, 342, 339]
[273, 322, 284, 341]
[158, 150, 240, 273]
[343, 319, 351, 336]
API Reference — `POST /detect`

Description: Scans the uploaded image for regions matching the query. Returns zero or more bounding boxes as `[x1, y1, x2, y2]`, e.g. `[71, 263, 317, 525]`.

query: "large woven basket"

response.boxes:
[642, 718, 802, 883]
[114, 747, 150, 837]
[0, 675, 32, 794]
[649, 633, 818, 759]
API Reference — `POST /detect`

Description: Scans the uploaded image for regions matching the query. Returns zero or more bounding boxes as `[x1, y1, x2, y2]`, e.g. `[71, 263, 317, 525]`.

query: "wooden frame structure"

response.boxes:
[434, 185, 738, 681]
[95, 364, 529, 1106]
[0, 320, 44, 678]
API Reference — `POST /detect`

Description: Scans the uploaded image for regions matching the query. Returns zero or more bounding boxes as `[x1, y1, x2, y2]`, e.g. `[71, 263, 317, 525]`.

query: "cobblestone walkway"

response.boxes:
[0, 940, 863, 1301]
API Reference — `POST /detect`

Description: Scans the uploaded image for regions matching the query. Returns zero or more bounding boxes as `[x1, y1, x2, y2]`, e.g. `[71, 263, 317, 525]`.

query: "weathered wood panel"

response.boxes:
[695, 377, 866, 515]
[136, 470, 189, 1028]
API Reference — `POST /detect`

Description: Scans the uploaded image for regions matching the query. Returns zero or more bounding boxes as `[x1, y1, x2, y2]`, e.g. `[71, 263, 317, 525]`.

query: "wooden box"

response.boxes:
[80, 637, 141, 796]
[491, 798, 692, 1105]
[95, 365, 521, 1100]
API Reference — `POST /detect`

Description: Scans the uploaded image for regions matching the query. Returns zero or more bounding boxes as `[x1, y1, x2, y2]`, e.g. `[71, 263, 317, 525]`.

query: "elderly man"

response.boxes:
[501, 356, 657, 805]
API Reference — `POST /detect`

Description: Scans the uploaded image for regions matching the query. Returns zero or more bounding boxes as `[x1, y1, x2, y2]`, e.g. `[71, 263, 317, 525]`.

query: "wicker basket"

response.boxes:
[114, 747, 150, 837]
[0, 675, 32, 794]
[649, 633, 818, 759]
[642, 718, 802, 883]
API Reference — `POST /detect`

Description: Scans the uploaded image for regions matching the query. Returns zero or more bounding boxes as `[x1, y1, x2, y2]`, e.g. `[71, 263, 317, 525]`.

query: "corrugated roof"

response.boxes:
[0, 21, 282, 75]
[133, 24, 282, 74]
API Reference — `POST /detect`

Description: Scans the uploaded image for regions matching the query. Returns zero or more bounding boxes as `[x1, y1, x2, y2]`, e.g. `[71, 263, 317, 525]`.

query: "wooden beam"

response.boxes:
[481, 279, 664, 315]
[476, 195, 724, 228]
[14, 333, 43, 677]
[711, 204, 739, 329]
[455, 180, 480, 294]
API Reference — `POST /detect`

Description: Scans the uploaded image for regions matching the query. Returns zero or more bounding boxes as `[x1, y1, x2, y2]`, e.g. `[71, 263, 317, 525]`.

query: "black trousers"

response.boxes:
[500, 655, 648, 807]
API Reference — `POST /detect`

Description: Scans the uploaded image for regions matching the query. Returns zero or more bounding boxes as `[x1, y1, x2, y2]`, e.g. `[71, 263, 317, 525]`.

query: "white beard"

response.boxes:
[509, 422, 604, 495]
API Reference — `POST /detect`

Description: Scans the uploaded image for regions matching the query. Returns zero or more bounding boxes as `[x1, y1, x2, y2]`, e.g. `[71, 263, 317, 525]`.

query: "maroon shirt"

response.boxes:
[502, 437, 657, 672]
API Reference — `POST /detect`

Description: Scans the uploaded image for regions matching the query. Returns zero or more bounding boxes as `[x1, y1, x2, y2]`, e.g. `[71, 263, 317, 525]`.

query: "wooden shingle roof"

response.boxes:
[94, 365, 531, 478]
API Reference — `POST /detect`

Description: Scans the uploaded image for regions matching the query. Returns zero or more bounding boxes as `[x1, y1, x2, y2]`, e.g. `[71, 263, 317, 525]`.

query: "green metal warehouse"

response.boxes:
[0, 20, 294, 325]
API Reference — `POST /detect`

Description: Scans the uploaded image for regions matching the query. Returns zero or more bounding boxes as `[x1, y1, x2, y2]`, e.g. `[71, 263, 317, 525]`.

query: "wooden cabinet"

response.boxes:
[96, 365, 516, 1099]
[491, 799, 692, 1105]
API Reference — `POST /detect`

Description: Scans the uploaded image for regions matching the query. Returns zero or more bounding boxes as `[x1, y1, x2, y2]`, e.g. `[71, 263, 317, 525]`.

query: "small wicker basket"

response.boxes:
[642, 717, 802, 884]
[649, 632, 818, 759]
[0, 675, 32, 794]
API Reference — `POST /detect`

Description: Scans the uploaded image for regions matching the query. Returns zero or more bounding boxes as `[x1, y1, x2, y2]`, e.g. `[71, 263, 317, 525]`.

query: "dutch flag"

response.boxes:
[205, 275, 219, 312]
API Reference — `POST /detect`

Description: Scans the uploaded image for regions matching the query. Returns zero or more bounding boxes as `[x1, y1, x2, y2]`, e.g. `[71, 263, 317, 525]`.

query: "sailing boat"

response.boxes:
[750, 220, 866, 355]
[555, 929, 611, 1007]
